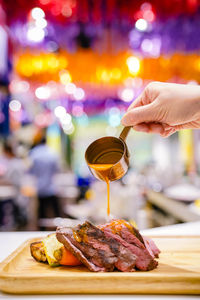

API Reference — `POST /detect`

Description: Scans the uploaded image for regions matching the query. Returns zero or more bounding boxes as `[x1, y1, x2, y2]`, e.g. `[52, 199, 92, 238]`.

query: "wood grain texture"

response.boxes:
[0, 236, 200, 295]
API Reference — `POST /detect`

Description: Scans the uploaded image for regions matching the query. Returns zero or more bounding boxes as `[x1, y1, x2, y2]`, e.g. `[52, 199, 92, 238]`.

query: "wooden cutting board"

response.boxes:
[0, 236, 200, 295]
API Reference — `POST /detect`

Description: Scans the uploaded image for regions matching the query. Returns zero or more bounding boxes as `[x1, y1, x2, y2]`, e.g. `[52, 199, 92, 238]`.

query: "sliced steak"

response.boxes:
[115, 222, 160, 259]
[100, 219, 145, 245]
[56, 227, 106, 272]
[109, 241, 137, 272]
[143, 236, 160, 258]
[103, 227, 158, 271]
[56, 221, 136, 272]
[100, 220, 158, 271]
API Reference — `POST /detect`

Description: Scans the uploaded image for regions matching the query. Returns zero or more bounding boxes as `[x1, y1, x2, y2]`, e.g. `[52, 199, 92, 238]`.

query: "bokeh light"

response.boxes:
[65, 83, 76, 94]
[35, 86, 51, 99]
[141, 2, 152, 11]
[72, 103, 84, 117]
[35, 18, 47, 29]
[63, 122, 74, 135]
[126, 56, 140, 74]
[135, 18, 148, 31]
[108, 107, 121, 116]
[10, 80, 30, 94]
[27, 27, 45, 42]
[120, 88, 135, 102]
[73, 88, 85, 101]
[31, 7, 45, 20]
[108, 114, 121, 127]
[143, 10, 155, 22]
[59, 70, 72, 85]
[54, 106, 66, 118]
[59, 113, 72, 126]
[9, 100, 22, 112]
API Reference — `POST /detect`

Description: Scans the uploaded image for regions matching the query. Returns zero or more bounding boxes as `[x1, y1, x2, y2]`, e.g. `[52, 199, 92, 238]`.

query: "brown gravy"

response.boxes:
[89, 164, 114, 216]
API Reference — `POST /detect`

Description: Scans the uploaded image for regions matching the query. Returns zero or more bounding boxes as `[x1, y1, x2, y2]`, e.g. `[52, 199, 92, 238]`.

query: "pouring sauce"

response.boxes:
[88, 164, 114, 216]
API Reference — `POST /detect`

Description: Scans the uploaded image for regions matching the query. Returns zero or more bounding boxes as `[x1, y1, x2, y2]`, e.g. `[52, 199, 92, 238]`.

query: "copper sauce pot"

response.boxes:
[85, 126, 131, 182]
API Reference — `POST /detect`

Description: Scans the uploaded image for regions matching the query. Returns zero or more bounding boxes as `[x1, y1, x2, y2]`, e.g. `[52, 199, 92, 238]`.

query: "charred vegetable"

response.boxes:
[30, 241, 47, 263]
[30, 234, 81, 267]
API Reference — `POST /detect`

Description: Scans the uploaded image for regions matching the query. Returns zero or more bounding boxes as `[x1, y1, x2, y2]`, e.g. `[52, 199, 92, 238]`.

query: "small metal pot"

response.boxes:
[85, 126, 131, 182]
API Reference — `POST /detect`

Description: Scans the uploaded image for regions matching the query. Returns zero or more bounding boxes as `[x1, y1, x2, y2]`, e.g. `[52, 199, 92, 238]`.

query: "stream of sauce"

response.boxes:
[88, 164, 114, 216]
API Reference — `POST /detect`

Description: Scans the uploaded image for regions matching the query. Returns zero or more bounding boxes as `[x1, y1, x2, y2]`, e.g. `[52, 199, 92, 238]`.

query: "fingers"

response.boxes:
[133, 122, 164, 134]
[132, 122, 177, 137]
[149, 123, 165, 135]
[127, 94, 144, 111]
[127, 81, 159, 112]
[122, 102, 156, 126]
[133, 123, 150, 133]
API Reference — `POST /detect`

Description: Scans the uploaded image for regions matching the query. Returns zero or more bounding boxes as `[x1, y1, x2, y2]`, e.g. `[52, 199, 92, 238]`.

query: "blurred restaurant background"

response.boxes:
[0, 0, 200, 231]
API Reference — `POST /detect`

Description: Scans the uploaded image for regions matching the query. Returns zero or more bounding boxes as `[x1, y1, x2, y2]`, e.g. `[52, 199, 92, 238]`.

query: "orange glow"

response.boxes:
[59, 70, 72, 84]
[14, 51, 200, 85]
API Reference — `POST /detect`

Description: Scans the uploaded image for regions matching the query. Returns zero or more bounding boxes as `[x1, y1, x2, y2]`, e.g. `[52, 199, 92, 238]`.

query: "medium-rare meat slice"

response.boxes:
[143, 236, 160, 258]
[117, 224, 160, 259]
[100, 219, 145, 245]
[56, 221, 136, 272]
[103, 227, 157, 271]
[56, 227, 105, 272]
[100, 220, 158, 271]
[109, 241, 137, 272]
[83, 223, 137, 272]
[142, 237, 155, 258]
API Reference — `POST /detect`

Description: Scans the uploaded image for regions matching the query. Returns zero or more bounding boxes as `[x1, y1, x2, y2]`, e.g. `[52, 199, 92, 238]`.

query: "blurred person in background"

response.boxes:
[1, 139, 26, 190]
[29, 129, 61, 225]
[0, 139, 27, 228]
[122, 82, 200, 136]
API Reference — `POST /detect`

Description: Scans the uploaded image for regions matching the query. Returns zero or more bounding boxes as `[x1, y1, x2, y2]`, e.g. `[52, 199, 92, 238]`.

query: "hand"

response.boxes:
[121, 82, 200, 137]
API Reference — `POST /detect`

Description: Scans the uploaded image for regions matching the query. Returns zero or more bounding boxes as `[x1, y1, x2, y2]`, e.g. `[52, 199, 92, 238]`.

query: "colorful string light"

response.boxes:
[15, 51, 200, 85]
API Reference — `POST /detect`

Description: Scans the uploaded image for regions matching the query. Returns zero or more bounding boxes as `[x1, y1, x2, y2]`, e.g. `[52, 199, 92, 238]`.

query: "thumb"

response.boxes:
[121, 103, 157, 126]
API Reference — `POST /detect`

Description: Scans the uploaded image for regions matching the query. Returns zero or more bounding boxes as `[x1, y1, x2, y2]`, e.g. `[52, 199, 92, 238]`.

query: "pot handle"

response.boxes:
[119, 126, 131, 141]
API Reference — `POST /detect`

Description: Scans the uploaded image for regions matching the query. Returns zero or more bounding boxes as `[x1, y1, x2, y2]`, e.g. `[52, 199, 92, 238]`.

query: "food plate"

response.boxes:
[0, 236, 200, 295]
[164, 184, 200, 202]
